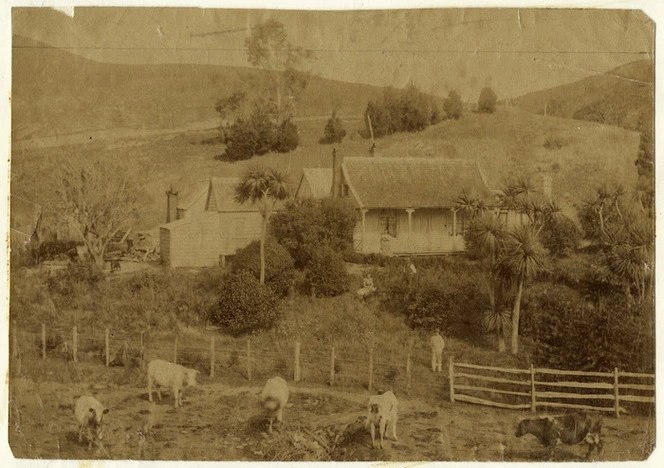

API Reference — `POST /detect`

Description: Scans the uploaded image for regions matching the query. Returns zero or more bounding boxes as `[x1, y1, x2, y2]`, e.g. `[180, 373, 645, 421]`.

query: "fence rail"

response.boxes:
[448, 357, 655, 418]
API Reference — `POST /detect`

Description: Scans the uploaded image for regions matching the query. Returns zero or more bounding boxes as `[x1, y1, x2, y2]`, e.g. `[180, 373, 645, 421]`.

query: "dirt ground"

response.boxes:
[8, 375, 655, 462]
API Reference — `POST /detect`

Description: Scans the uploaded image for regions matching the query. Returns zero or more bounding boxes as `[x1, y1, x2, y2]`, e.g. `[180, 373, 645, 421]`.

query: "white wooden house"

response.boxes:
[335, 157, 499, 255]
[160, 177, 264, 268]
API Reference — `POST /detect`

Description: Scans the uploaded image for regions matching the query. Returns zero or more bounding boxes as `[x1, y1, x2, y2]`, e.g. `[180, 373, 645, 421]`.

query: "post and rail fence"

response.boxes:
[448, 357, 655, 418]
[8, 322, 655, 419]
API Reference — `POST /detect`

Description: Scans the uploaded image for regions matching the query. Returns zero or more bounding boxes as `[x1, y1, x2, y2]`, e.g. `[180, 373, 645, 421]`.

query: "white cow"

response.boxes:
[365, 390, 399, 449]
[147, 359, 199, 409]
[74, 395, 109, 448]
[261, 376, 289, 433]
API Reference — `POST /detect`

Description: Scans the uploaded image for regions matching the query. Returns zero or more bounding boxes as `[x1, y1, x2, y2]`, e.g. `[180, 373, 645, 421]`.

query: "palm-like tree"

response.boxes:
[496, 225, 544, 355]
[466, 212, 507, 351]
[235, 167, 290, 284]
[482, 309, 512, 353]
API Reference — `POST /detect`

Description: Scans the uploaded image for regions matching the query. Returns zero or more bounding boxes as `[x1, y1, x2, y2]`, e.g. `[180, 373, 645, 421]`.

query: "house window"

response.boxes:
[380, 214, 397, 237]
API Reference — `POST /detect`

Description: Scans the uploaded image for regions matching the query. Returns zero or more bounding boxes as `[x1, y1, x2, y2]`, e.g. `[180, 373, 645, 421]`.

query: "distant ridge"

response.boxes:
[509, 59, 653, 132]
[12, 35, 430, 139]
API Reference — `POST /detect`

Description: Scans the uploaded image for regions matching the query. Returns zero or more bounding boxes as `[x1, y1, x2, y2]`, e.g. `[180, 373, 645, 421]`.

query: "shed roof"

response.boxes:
[10, 195, 42, 238]
[207, 177, 263, 213]
[296, 168, 333, 199]
[341, 157, 496, 209]
[177, 184, 208, 211]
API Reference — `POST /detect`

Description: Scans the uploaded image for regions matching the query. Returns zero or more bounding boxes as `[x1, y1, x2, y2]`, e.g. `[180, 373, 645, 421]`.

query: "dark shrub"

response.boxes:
[210, 270, 281, 336]
[443, 90, 463, 120]
[319, 111, 347, 144]
[33, 240, 80, 263]
[272, 118, 300, 153]
[523, 286, 653, 373]
[305, 246, 349, 297]
[540, 215, 582, 257]
[477, 87, 497, 114]
[363, 84, 435, 138]
[222, 118, 261, 161]
[271, 198, 358, 268]
[232, 237, 295, 296]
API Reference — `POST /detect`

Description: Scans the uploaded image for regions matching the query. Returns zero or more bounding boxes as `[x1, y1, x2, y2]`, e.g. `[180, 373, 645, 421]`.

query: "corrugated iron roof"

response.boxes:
[297, 168, 333, 199]
[341, 157, 496, 209]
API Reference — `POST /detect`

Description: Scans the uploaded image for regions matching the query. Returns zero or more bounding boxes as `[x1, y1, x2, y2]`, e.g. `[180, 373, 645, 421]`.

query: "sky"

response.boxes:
[11, 7, 654, 99]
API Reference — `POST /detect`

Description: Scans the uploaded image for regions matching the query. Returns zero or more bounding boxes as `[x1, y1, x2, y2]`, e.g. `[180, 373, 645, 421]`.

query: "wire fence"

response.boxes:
[9, 321, 450, 399]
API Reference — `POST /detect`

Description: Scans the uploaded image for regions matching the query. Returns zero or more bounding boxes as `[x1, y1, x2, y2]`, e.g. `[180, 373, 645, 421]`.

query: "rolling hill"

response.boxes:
[12, 35, 410, 141]
[509, 59, 653, 132]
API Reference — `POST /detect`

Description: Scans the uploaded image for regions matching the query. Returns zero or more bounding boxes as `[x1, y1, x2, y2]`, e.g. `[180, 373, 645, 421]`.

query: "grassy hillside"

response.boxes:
[509, 59, 653, 131]
[513, 59, 653, 129]
[11, 105, 639, 231]
[12, 35, 395, 140]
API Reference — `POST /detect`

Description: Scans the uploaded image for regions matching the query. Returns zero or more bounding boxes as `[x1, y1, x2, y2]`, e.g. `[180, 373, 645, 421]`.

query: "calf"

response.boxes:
[515, 413, 604, 460]
[261, 376, 289, 433]
[74, 395, 109, 449]
[147, 359, 199, 409]
[365, 390, 399, 449]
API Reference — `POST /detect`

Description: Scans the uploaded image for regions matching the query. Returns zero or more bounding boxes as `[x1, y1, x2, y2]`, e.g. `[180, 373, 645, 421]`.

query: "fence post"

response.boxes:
[294, 342, 301, 382]
[246, 338, 252, 382]
[105, 328, 110, 366]
[614, 367, 620, 418]
[72, 326, 78, 363]
[329, 345, 335, 386]
[406, 349, 412, 394]
[368, 344, 374, 392]
[448, 356, 455, 403]
[530, 363, 536, 413]
[41, 323, 46, 360]
[210, 336, 215, 378]
[140, 331, 145, 369]
[173, 335, 178, 364]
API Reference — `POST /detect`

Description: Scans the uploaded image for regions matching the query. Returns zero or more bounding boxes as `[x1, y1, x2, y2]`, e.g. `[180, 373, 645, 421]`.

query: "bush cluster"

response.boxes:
[271, 198, 358, 268]
[539, 215, 582, 257]
[305, 246, 349, 297]
[221, 101, 300, 161]
[523, 285, 654, 373]
[32, 240, 80, 263]
[319, 111, 347, 144]
[477, 87, 497, 114]
[210, 270, 282, 336]
[364, 83, 440, 138]
[231, 237, 295, 296]
[443, 90, 463, 120]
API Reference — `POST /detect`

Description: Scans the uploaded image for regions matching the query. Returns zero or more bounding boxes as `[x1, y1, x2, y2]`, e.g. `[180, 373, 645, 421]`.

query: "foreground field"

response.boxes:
[9, 368, 654, 461]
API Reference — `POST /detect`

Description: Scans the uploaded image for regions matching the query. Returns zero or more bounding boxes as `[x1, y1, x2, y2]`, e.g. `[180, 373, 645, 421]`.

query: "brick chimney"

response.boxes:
[166, 185, 179, 223]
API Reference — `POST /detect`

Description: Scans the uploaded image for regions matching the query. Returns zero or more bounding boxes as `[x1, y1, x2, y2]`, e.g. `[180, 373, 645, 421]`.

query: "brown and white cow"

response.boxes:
[515, 412, 604, 461]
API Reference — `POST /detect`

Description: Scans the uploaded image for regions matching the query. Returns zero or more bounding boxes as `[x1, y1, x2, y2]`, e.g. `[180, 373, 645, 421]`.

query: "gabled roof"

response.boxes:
[341, 157, 496, 209]
[295, 168, 333, 199]
[177, 184, 208, 211]
[10, 195, 42, 238]
[207, 177, 271, 213]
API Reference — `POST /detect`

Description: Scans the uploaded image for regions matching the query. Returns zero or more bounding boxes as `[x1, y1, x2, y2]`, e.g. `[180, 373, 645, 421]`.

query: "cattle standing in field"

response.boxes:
[261, 376, 289, 433]
[147, 359, 200, 409]
[365, 390, 399, 449]
[74, 395, 109, 449]
[515, 413, 604, 461]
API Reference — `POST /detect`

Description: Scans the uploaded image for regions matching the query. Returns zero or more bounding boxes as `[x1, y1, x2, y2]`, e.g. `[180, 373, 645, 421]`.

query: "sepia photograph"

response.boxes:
[4, 1, 658, 463]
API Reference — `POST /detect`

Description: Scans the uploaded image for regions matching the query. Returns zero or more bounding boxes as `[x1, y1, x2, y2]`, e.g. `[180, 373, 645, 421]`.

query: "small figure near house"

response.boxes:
[405, 257, 417, 276]
[357, 273, 377, 299]
[430, 329, 445, 373]
[380, 230, 394, 257]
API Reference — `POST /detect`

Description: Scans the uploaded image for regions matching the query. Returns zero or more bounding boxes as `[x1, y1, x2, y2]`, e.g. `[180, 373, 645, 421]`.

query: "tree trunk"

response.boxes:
[511, 279, 524, 355]
[259, 217, 267, 285]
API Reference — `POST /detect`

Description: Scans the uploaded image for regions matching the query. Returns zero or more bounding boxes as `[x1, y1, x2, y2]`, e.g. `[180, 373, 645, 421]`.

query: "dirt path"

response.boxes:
[8, 377, 655, 461]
